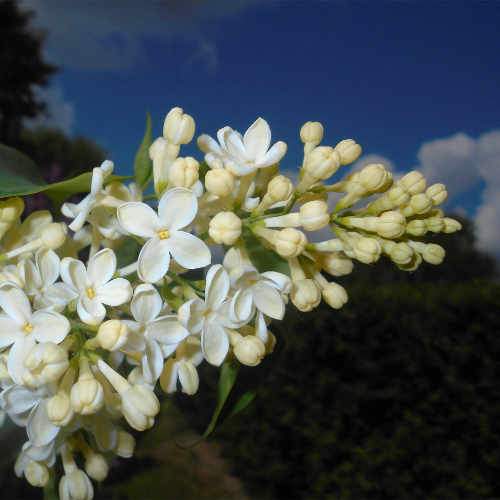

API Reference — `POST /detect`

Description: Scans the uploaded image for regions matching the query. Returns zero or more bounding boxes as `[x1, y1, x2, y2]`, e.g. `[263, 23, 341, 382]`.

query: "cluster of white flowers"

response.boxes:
[0, 107, 460, 498]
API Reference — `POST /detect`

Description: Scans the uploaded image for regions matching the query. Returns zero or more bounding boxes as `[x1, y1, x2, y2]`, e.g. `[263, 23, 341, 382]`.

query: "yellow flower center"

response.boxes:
[86, 287, 96, 299]
[23, 322, 33, 334]
[157, 229, 170, 240]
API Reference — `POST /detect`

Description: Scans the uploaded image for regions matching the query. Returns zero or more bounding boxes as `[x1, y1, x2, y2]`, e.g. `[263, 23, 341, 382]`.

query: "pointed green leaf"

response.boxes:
[134, 113, 153, 188]
[227, 390, 257, 419]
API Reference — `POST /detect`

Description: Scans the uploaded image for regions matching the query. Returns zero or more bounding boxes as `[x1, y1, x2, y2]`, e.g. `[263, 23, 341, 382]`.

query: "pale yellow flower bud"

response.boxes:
[320, 252, 353, 277]
[59, 469, 93, 500]
[399, 171, 426, 195]
[388, 242, 414, 265]
[426, 183, 447, 205]
[321, 282, 348, 309]
[25, 461, 49, 488]
[358, 163, 392, 192]
[402, 193, 433, 217]
[266, 175, 294, 203]
[115, 431, 136, 458]
[376, 211, 406, 239]
[85, 453, 108, 482]
[353, 237, 381, 264]
[205, 169, 235, 197]
[163, 107, 195, 145]
[443, 217, 462, 233]
[168, 157, 199, 188]
[303, 146, 341, 181]
[71, 360, 104, 415]
[334, 139, 362, 165]
[23, 342, 69, 388]
[0, 197, 24, 240]
[300, 121, 324, 145]
[291, 279, 321, 312]
[299, 200, 329, 231]
[41, 222, 67, 250]
[425, 216, 445, 233]
[406, 219, 428, 236]
[233, 336, 266, 366]
[47, 391, 74, 427]
[275, 228, 307, 258]
[209, 211, 242, 245]
[422, 243, 445, 265]
[96, 320, 129, 351]
[121, 384, 160, 431]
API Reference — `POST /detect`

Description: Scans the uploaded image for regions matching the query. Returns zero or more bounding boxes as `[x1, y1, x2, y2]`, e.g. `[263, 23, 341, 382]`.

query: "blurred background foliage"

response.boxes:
[1, 0, 499, 498]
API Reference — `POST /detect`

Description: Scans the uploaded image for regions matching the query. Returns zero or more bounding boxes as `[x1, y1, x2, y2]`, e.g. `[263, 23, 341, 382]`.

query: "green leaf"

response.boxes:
[242, 226, 290, 275]
[227, 390, 257, 419]
[134, 113, 153, 188]
[202, 360, 239, 438]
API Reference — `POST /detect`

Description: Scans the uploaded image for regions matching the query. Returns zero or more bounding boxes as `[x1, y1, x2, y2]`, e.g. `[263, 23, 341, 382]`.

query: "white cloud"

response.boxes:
[24, 84, 75, 133]
[18, 0, 264, 72]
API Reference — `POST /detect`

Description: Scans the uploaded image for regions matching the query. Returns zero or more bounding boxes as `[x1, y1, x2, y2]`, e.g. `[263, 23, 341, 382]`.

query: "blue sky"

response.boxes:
[21, 0, 500, 253]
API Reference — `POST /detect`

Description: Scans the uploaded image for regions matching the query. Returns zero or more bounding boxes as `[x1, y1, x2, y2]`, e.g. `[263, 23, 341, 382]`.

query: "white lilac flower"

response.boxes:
[117, 187, 211, 283]
[159, 336, 203, 395]
[0, 283, 70, 383]
[198, 117, 287, 177]
[178, 264, 242, 366]
[124, 284, 189, 384]
[61, 160, 114, 232]
[223, 248, 291, 321]
[60, 248, 132, 325]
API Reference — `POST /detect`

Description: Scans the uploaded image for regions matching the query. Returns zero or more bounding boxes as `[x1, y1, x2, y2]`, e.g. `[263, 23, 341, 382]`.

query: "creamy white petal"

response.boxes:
[8, 336, 35, 384]
[255, 141, 287, 169]
[44, 283, 78, 309]
[137, 237, 171, 283]
[96, 278, 132, 306]
[0, 314, 22, 348]
[261, 271, 292, 294]
[90, 165, 105, 193]
[36, 249, 60, 286]
[160, 358, 179, 393]
[60, 257, 88, 291]
[31, 310, 70, 343]
[178, 298, 205, 334]
[117, 202, 160, 238]
[244, 117, 271, 160]
[23, 259, 42, 294]
[147, 316, 189, 345]
[0, 283, 31, 324]
[252, 282, 285, 320]
[205, 264, 230, 311]
[77, 296, 106, 326]
[142, 340, 164, 384]
[131, 284, 162, 324]
[178, 361, 199, 395]
[158, 188, 198, 231]
[225, 130, 249, 162]
[202, 323, 229, 366]
[230, 289, 254, 324]
[198, 134, 222, 155]
[87, 248, 116, 287]
[167, 231, 211, 270]
[1, 385, 37, 414]
[255, 311, 269, 344]
[217, 126, 232, 150]
[27, 400, 59, 447]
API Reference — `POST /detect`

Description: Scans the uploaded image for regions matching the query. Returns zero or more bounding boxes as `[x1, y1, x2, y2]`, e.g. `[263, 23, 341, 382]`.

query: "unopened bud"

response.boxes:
[25, 461, 49, 488]
[163, 107, 195, 145]
[334, 139, 362, 165]
[23, 342, 69, 387]
[358, 163, 392, 192]
[303, 146, 341, 181]
[233, 336, 266, 366]
[41, 222, 67, 250]
[403, 193, 433, 216]
[321, 282, 348, 309]
[299, 200, 329, 231]
[71, 362, 104, 415]
[115, 431, 136, 458]
[275, 228, 307, 258]
[353, 237, 381, 264]
[291, 279, 321, 312]
[96, 320, 129, 351]
[426, 183, 447, 205]
[168, 157, 199, 188]
[47, 391, 74, 427]
[425, 216, 445, 233]
[399, 171, 426, 195]
[320, 252, 353, 277]
[389, 242, 414, 265]
[300, 121, 324, 145]
[59, 469, 93, 500]
[121, 384, 160, 431]
[205, 169, 235, 197]
[406, 219, 427, 236]
[85, 452, 108, 482]
[209, 211, 242, 245]
[0, 197, 24, 239]
[422, 243, 445, 265]
[266, 175, 294, 203]
[376, 211, 406, 239]
[443, 217, 462, 233]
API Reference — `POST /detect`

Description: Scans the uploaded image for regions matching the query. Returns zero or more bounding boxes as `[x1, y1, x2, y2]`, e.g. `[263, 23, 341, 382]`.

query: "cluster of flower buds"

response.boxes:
[0, 106, 460, 497]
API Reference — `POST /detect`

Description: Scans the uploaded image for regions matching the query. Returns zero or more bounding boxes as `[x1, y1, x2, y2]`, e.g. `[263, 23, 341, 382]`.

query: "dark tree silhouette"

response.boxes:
[0, 0, 56, 146]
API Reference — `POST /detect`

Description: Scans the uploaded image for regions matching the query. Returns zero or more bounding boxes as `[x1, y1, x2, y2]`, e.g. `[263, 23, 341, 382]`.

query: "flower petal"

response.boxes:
[255, 141, 287, 169]
[36, 249, 60, 287]
[1, 385, 37, 414]
[44, 283, 78, 310]
[137, 238, 171, 283]
[159, 359, 178, 393]
[202, 323, 229, 366]
[96, 278, 132, 306]
[142, 340, 164, 384]
[178, 298, 205, 334]
[31, 310, 70, 343]
[117, 202, 160, 238]
[158, 188, 198, 231]
[77, 296, 106, 326]
[27, 400, 59, 447]
[60, 257, 88, 291]
[131, 284, 162, 324]
[205, 264, 230, 311]
[230, 289, 254, 323]
[0, 314, 22, 348]
[261, 271, 292, 294]
[0, 283, 31, 324]
[147, 316, 189, 345]
[22, 259, 42, 295]
[244, 117, 271, 160]
[225, 130, 249, 161]
[252, 282, 285, 320]
[87, 248, 116, 287]
[178, 361, 199, 395]
[8, 336, 35, 384]
[167, 231, 211, 270]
